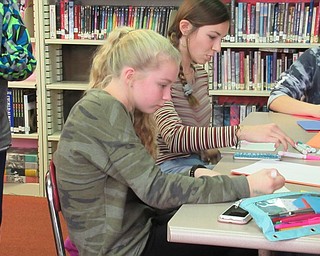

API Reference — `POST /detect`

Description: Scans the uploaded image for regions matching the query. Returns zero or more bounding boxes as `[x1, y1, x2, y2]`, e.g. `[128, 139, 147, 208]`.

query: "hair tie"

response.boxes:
[183, 83, 193, 96]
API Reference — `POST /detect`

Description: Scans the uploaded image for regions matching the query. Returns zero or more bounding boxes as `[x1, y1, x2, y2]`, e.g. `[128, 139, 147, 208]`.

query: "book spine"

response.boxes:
[68, 0, 74, 40]
[7, 89, 14, 132]
[306, 0, 314, 43]
[49, 4, 56, 39]
[313, 3, 320, 43]
[230, 0, 235, 42]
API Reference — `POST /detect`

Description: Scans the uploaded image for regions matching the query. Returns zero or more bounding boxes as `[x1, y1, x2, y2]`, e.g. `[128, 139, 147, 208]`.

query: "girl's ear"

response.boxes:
[179, 19, 193, 36]
[122, 67, 135, 86]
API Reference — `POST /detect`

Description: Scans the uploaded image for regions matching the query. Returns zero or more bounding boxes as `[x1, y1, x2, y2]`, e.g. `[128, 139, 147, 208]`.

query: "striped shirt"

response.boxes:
[154, 65, 238, 165]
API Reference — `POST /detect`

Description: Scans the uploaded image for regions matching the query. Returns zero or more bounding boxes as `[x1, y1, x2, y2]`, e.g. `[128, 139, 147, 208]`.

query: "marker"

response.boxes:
[296, 141, 317, 153]
[278, 151, 320, 160]
[294, 143, 308, 155]
[274, 217, 320, 230]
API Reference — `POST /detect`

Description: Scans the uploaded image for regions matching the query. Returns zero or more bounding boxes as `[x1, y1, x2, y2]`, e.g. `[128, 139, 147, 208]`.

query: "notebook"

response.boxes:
[297, 120, 320, 131]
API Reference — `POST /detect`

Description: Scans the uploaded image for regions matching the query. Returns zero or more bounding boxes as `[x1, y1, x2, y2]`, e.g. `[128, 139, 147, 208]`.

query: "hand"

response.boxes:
[237, 123, 295, 151]
[246, 168, 285, 197]
[195, 167, 221, 178]
[201, 149, 221, 164]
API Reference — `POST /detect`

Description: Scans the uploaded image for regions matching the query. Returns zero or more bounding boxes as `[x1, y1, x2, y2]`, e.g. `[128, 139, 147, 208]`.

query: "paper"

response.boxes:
[231, 159, 320, 187]
[307, 132, 320, 149]
[232, 140, 276, 151]
[297, 120, 320, 131]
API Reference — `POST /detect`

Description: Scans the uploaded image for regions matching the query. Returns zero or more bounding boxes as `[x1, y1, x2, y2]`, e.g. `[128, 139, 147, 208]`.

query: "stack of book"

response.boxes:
[4, 147, 39, 184]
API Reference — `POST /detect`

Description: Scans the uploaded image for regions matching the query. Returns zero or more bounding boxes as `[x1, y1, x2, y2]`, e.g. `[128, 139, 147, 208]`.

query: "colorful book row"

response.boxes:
[226, 0, 320, 44]
[49, 2, 178, 39]
[210, 49, 304, 91]
[212, 103, 268, 127]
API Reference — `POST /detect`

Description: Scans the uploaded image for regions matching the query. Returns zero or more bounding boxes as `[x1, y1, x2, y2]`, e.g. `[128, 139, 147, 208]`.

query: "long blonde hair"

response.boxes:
[88, 27, 181, 158]
[89, 27, 181, 89]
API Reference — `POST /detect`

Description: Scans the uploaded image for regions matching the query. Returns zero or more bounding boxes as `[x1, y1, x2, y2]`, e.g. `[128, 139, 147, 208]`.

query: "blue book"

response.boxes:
[297, 120, 320, 131]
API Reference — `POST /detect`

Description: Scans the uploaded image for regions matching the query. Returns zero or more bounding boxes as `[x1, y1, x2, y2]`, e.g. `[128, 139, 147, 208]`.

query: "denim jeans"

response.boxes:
[159, 154, 214, 174]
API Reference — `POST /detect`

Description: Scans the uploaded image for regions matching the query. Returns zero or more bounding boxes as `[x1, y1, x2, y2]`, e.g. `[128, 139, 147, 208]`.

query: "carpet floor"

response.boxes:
[0, 194, 69, 256]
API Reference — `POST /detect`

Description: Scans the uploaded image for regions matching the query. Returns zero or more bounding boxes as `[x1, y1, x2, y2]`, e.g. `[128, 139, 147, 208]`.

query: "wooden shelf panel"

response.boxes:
[4, 183, 42, 197]
[209, 90, 270, 97]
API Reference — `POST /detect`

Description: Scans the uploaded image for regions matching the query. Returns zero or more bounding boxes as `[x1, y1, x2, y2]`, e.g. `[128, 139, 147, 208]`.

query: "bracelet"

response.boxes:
[189, 164, 207, 177]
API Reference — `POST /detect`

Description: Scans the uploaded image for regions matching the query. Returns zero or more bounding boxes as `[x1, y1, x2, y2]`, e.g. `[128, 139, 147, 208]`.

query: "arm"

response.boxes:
[0, 1, 36, 81]
[268, 47, 320, 117]
[154, 101, 238, 153]
[269, 95, 320, 118]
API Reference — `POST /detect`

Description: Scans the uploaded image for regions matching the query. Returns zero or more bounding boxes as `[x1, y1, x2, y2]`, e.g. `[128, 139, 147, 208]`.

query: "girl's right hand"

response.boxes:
[246, 168, 285, 197]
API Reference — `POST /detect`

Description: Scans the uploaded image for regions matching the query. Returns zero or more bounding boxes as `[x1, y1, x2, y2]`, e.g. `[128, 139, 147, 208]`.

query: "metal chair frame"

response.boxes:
[45, 160, 66, 256]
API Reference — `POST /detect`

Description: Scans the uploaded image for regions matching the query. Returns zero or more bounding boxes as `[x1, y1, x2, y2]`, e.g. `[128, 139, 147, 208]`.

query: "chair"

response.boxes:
[45, 160, 66, 256]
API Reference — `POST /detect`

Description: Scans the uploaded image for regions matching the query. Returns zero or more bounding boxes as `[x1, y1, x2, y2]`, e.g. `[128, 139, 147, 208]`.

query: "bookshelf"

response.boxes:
[4, 0, 44, 197]
[29, 0, 320, 197]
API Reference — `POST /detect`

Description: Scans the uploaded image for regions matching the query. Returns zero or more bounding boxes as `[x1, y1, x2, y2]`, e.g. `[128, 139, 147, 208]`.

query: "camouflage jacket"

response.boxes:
[54, 89, 250, 256]
[268, 46, 320, 108]
[0, 0, 37, 150]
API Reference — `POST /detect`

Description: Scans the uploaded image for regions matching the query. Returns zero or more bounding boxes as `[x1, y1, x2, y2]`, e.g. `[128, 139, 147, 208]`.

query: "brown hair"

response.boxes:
[168, 0, 230, 107]
[168, 0, 230, 47]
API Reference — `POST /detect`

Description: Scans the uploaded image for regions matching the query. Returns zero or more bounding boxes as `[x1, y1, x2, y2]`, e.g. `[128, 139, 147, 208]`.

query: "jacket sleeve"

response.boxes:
[0, 0, 37, 81]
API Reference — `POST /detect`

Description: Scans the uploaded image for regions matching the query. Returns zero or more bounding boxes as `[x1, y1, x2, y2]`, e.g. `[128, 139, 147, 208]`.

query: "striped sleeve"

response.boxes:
[154, 101, 238, 153]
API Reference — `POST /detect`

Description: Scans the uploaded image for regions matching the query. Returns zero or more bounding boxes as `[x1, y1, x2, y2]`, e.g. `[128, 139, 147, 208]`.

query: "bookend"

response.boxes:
[45, 160, 66, 256]
[240, 192, 320, 241]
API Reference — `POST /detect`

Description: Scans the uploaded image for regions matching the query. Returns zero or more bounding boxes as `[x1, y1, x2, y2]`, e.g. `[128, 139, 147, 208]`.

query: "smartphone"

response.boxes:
[218, 204, 252, 224]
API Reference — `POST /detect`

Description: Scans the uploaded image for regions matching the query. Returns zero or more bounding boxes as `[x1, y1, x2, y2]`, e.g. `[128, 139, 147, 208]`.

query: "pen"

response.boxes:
[278, 151, 320, 160]
[269, 208, 315, 219]
[274, 217, 320, 230]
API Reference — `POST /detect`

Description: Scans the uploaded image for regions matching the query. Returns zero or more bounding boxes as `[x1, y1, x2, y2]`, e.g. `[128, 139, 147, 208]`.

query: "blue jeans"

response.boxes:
[159, 154, 214, 174]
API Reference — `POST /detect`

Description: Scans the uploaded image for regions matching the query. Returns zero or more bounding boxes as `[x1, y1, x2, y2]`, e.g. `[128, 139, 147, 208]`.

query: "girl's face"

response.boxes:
[131, 59, 179, 114]
[187, 21, 229, 64]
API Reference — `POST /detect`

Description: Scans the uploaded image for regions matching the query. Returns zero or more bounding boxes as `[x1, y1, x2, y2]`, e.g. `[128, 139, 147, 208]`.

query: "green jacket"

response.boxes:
[54, 89, 250, 256]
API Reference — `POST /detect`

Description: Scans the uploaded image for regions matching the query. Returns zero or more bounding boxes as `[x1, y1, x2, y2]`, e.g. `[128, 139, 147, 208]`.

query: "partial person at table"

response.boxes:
[154, 0, 295, 175]
[54, 26, 285, 256]
[268, 46, 320, 118]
